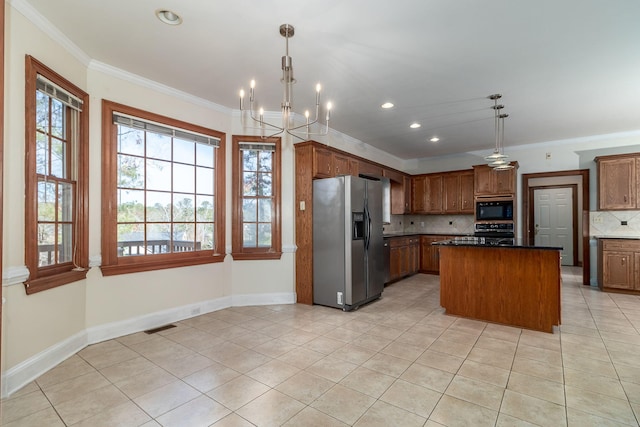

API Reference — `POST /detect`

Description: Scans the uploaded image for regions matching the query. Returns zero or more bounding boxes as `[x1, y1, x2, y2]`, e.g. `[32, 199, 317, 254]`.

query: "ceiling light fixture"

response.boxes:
[430, 137, 440, 142]
[410, 123, 421, 129]
[156, 9, 182, 25]
[491, 113, 514, 170]
[238, 24, 332, 140]
[484, 94, 513, 169]
[381, 102, 394, 109]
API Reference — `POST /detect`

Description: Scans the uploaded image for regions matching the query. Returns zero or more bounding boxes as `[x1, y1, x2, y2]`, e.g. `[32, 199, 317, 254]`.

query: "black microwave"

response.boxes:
[476, 199, 514, 221]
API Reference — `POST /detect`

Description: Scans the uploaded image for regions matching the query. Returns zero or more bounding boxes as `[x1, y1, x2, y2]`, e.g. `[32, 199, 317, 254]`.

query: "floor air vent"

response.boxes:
[144, 324, 177, 334]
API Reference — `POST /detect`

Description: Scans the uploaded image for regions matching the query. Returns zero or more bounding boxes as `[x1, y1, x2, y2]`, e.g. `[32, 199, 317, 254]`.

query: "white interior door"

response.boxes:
[534, 187, 574, 266]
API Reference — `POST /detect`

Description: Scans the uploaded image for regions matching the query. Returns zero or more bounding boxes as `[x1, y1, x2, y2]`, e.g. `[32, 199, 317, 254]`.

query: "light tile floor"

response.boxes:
[2, 267, 640, 426]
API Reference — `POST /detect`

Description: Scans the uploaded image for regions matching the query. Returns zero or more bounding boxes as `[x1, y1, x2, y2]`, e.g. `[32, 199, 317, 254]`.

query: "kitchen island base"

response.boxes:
[439, 245, 561, 333]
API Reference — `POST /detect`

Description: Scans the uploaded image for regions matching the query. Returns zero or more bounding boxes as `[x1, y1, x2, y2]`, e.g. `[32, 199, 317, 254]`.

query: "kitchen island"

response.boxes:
[435, 239, 562, 333]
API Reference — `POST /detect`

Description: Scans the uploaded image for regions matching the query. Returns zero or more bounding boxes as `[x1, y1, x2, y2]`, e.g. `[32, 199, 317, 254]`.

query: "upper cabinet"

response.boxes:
[444, 171, 474, 214]
[384, 169, 411, 215]
[596, 153, 639, 210]
[412, 170, 473, 214]
[473, 163, 518, 196]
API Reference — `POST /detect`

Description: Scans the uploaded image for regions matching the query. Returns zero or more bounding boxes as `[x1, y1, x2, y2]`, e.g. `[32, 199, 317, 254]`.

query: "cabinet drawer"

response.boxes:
[602, 239, 640, 251]
[388, 237, 410, 248]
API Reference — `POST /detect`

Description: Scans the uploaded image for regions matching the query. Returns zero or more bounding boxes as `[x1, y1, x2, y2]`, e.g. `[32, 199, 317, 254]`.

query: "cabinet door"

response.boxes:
[403, 176, 412, 213]
[444, 174, 460, 213]
[474, 166, 494, 195]
[636, 252, 640, 290]
[333, 154, 350, 176]
[313, 148, 333, 178]
[412, 176, 426, 213]
[349, 159, 359, 177]
[603, 251, 634, 289]
[411, 239, 420, 273]
[389, 246, 401, 282]
[426, 175, 443, 213]
[459, 171, 475, 213]
[598, 157, 636, 210]
[495, 168, 516, 194]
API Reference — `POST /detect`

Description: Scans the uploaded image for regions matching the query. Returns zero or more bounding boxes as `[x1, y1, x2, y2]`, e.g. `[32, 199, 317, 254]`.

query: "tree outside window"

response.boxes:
[231, 135, 281, 260]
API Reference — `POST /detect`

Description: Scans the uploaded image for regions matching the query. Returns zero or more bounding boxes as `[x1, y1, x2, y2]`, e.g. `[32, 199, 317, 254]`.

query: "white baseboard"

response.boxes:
[1, 291, 295, 398]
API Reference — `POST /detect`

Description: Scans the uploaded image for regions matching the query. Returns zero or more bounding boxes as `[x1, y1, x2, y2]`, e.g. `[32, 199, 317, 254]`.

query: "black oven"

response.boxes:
[475, 199, 514, 222]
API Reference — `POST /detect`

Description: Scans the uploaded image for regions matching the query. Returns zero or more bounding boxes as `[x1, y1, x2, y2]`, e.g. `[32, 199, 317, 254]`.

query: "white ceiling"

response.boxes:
[20, 0, 640, 160]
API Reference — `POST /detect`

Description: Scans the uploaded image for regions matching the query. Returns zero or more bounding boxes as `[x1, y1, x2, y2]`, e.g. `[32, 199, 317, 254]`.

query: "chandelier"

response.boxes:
[238, 24, 332, 140]
[484, 94, 513, 170]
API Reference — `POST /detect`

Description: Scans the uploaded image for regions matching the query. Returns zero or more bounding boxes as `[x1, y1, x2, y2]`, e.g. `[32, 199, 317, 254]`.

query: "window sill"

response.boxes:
[230, 252, 283, 261]
[24, 269, 89, 295]
[100, 252, 226, 276]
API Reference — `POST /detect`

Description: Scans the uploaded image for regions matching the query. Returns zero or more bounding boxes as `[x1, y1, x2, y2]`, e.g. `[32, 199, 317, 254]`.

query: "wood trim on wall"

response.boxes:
[522, 169, 590, 286]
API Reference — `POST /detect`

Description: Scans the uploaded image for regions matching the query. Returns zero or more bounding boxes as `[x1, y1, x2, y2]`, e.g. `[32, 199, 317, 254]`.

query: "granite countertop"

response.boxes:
[433, 237, 563, 251]
[383, 232, 469, 238]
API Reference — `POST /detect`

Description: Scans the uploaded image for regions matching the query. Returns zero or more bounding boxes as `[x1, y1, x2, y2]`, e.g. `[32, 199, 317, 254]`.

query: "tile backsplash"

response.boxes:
[590, 210, 640, 237]
[384, 214, 474, 235]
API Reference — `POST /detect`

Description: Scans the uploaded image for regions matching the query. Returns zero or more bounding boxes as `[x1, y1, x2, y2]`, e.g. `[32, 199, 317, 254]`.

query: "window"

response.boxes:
[231, 135, 281, 260]
[101, 100, 225, 275]
[24, 56, 89, 294]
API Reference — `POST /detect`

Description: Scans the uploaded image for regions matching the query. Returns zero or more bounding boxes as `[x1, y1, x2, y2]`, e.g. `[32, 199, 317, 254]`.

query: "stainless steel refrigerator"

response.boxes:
[313, 175, 384, 310]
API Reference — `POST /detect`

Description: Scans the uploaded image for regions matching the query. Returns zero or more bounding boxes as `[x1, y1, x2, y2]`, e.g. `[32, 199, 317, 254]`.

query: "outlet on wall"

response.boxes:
[593, 216, 603, 224]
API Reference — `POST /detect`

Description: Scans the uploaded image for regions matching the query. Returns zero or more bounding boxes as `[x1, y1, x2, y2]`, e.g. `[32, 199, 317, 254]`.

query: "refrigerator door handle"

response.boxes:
[364, 204, 371, 251]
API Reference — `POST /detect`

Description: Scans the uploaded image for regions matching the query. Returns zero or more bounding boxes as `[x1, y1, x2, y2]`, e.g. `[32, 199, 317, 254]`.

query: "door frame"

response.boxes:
[529, 184, 579, 266]
[522, 169, 590, 286]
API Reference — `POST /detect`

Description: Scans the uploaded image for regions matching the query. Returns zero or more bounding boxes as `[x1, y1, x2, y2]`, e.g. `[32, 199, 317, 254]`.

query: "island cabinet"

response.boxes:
[598, 238, 640, 293]
[473, 163, 518, 195]
[439, 244, 561, 333]
[388, 236, 419, 283]
[596, 153, 639, 210]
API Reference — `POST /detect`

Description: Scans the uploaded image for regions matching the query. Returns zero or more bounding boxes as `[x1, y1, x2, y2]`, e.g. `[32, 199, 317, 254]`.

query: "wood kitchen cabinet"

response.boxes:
[412, 176, 426, 213]
[388, 236, 420, 282]
[598, 238, 640, 293]
[385, 169, 411, 215]
[312, 147, 334, 178]
[425, 174, 443, 213]
[444, 172, 473, 214]
[596, 153, 639, 210]
[420, 235, 452, 274]
[473, 163, 518, 195]
[459, 171, 474, 213]
[413, 170, 473, 214]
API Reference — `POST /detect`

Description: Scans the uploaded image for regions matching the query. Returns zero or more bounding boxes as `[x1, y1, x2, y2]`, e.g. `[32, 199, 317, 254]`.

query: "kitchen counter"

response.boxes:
[434, 237, 562, 251]
[439, 243, 561, 333]
[383, 232, 468, 238]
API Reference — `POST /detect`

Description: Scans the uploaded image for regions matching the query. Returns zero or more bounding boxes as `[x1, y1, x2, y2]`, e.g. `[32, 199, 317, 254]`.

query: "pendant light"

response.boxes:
[484, 94, 507, 164]
[491, 113, 514, 170]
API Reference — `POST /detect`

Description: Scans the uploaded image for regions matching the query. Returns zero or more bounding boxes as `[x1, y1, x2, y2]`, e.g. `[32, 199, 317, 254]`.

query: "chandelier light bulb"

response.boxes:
[316, 83, 321, 93]
[250, 80, 255, 89]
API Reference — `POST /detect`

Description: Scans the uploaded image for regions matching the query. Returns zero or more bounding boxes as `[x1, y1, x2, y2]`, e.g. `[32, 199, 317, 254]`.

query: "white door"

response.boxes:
[534, 187, 574, 266]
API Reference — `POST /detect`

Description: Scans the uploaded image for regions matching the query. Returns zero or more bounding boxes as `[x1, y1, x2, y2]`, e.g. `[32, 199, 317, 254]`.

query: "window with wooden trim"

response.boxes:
[101, 100, 225, 275]
[24, 56, 89, 294]
[231, 135, 281, 260]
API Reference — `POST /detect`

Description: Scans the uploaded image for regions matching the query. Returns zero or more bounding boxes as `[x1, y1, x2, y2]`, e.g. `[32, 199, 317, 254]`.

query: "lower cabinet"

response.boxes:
[388, 236, 420, 283]
[420, 235, 455, 274]
[598, 238, 640, 293]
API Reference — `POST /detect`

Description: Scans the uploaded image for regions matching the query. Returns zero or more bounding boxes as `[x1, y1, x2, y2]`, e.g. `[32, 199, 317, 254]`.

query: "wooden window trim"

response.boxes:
[231, 135, 282, 260]
[24, 56, 89, 294]
[100, 100, 226, 276]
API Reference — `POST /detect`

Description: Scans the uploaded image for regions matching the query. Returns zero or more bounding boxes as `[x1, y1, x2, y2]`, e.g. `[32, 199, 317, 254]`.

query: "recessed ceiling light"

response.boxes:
[156, 9, 182, 25]
[430, 137, 440, 142]
[410, 123, 421, 129]
[381, 102, 394, 109]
